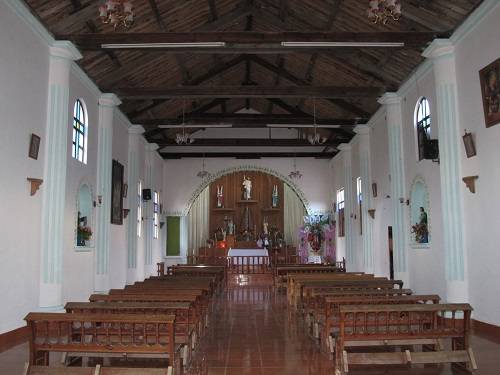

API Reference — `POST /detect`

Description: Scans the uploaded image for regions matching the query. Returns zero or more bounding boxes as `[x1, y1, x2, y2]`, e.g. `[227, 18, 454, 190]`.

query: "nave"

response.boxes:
[2, 274, 499, 375]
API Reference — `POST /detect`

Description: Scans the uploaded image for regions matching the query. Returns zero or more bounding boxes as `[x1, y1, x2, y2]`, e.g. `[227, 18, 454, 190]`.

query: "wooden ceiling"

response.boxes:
[25, 0, 482, 158]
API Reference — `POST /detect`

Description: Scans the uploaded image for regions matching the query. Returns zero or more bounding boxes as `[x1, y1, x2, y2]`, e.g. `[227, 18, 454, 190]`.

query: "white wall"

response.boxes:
[454, 4, 500, 326]
[330, 155, 345, 262]
[0, 1, 163, 332]
[162, 158, 334, 216]
[0, 0, 49, 333]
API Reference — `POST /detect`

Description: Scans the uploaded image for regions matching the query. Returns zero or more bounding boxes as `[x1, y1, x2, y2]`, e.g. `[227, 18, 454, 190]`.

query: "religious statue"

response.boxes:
[272, 185, 279, 208]
[227, 218, 235, 235]
[242, 175, 252, 200]
[216, 185, 223, 208]
[263, 217, 269, 235]
[411, 207, 429, 243]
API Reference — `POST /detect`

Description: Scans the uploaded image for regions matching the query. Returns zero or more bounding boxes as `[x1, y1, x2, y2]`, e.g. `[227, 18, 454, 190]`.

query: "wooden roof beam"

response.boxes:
[157, 138, 342, 147]
[207, 0, 219, 21]
[56, 31, 447, 50]
[160, 152, 336, 159]
[114, 85, 383, 99]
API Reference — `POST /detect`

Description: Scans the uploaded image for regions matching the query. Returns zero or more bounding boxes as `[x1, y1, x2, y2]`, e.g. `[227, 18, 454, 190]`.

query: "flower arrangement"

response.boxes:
[303, 214, 330, 253]
[411, 223, 428, 243]
[78, 226, 93, 241]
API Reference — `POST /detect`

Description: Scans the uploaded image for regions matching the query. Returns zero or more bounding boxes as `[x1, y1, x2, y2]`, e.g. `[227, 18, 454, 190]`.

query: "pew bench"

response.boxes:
[65, 302, 198, 353]
[24, 313, 179, 371]
[274, 265, 345, 289]
[23, 363, 173, 375]
[333, 303, 477, 374]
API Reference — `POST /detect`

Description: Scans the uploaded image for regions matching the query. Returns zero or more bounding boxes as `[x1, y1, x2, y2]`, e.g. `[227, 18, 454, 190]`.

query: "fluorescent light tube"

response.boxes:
[281, 41, 405, 48]
[158, 124, 232, 129]
[267, 124, 341, 128]
[102, 42, 226, 49]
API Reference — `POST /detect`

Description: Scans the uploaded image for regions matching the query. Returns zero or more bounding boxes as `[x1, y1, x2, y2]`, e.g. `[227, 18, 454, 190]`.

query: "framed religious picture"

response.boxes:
[28, 133, 40, 160]
[462, 131, 476, 158]
[479, 57, 500, 128]
[111, 159, 124, 225]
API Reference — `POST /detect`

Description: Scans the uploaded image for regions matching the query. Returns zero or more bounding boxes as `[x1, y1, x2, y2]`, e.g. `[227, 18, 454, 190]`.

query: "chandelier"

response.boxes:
[196, 157, 211, 179]
[307, 98, 327, 145]
[367, 0, 402, 24]
[175, 100, 194, 145]
[99, 1, 134, 30]
[289, 156, 302, 180]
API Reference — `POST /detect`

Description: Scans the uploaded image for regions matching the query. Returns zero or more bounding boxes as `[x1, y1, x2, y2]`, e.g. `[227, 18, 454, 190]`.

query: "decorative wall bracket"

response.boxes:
[27, 178, 43, 196]
[368, 209, 376, 219]
[462, 176, 478, 194]
[123, 208, 130, 218]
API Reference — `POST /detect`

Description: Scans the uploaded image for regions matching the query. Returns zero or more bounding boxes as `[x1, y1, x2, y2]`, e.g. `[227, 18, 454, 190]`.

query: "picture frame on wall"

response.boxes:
[479, 57, 500, 128]
[462, 131, 476, 158]
[111, 159, 124, 225]
[28, 133, 40, 160]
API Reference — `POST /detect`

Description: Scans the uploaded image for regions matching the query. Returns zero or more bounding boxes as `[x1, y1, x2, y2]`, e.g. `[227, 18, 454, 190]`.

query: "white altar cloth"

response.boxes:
[227, 248, 269, 264]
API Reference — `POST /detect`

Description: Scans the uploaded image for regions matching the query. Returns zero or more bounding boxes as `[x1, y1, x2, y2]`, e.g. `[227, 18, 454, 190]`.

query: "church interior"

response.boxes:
[1, 0, 500, 374]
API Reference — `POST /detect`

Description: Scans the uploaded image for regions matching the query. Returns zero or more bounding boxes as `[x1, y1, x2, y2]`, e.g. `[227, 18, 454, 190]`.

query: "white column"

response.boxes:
[423, 39, 468, 303]
[126, 125, 145, 283]
[379, 93, 409, 286]
[94, 93, 121, 293]
[354, 125, 375, 274]
[337, 144, 355, 271]
[39, 41, 81, 310]
[144, 143, 159, 276]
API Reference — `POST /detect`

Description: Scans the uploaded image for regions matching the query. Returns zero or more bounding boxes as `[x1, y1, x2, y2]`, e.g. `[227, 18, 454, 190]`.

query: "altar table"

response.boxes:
[227, 248, 269, 264]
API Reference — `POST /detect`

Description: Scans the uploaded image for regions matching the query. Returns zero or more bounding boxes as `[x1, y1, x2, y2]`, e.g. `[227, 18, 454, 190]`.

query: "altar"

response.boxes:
[227, 248, 269, 264]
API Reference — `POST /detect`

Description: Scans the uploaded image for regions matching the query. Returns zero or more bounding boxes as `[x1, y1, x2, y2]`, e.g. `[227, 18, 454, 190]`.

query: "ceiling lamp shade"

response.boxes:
[367, 0, 402, 24]
[99, 0, 134, 30]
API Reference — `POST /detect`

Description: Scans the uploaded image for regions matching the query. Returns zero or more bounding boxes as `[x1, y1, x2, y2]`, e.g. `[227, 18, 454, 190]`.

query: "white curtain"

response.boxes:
[284, 183, 306, 248]
[187, 186, 210, 256]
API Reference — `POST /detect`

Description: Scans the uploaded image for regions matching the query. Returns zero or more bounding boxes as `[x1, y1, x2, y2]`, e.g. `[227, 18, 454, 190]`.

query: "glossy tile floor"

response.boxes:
[1, 275, 499, 374]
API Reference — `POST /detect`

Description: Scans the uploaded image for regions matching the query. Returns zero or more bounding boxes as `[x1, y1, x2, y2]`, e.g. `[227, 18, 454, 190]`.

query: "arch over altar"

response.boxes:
[182, 165, 312, 216]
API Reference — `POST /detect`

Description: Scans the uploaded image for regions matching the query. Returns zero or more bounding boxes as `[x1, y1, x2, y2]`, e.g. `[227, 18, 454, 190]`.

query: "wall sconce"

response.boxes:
[399, 197, 405, 204]
[368, 209, 375, 219]
[123, 208, 130, 218]
[160, 222, 165, 228]
[97, 195, 103, 206]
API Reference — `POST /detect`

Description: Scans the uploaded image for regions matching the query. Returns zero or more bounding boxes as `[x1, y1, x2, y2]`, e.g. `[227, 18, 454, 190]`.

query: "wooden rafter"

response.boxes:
[157, 138, 342, 147]
[113, 85, 383, 99]
[160, 152, 335, 159]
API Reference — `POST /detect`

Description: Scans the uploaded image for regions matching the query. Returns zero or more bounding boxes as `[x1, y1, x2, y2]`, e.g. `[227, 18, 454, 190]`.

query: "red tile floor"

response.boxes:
[1, 274, 499, 374]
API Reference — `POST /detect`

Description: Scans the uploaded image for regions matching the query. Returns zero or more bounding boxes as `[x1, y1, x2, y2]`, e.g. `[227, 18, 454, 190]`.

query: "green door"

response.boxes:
[166, 216, 181, 256]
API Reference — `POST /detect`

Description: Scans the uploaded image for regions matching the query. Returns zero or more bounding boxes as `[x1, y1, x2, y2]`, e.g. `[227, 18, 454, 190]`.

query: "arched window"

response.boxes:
[415, 97, 431, 161]
[72, 99, 88, 164]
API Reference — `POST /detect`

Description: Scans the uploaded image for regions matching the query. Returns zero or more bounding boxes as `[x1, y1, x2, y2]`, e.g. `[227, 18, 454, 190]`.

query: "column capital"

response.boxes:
[354, 124, 371, 135]
[337, 143, 352, 152]
[49, 41, 82, 61]
[145, 143, 159, 151]
[99, 93, 122, 107]
[129, 125, 145, 135]
[378, 92, 402, 106]
[422, 39, 455, 60]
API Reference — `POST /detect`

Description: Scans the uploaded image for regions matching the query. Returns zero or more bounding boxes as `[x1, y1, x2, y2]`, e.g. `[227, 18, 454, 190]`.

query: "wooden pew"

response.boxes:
[23, 363, 173, 375]
[65, 302, 196, 346]
[334, 303, 477, 374]
[318, 294, 440, 350]
[25, 313, 179, 370]
[274, 265, 345, 289]
[167, 265, 226, 287]
[289, 279, 405, 308]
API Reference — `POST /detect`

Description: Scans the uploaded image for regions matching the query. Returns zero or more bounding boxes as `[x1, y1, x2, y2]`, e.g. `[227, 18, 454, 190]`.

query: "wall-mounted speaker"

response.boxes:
[142, 188, 152, 201]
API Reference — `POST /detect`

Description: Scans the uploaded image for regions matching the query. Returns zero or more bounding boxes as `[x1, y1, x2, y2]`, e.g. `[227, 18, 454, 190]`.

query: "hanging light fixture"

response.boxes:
[175, 100, 194, 145]
[196, 156, 211, 179]
[98, 1, 134, 30]
[367, 0, 402, 25]
[307, 98, 327, 145]
[288, 155, 302, 180]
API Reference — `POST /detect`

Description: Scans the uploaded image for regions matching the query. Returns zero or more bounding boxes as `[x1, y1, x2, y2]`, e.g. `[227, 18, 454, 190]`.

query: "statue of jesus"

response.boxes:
[242, 175, 252, 200]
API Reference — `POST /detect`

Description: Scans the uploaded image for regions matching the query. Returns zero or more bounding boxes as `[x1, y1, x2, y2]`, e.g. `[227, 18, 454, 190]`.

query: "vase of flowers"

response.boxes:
[77, 226, 92, 246]
[411, 223, 428, 243]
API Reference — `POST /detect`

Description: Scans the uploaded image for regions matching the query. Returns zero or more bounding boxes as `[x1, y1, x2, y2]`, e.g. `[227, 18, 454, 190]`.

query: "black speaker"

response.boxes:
[142, 188, 152, 201]
[424, 139, 439, 160]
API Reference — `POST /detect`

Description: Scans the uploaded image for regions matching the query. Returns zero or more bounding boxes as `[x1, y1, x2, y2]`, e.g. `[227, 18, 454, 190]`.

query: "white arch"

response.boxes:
[182, 165, 311, 216]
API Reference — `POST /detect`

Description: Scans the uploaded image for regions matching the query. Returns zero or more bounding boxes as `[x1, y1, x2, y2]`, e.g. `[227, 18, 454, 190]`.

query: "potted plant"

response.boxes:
[77, 226, 92, 246]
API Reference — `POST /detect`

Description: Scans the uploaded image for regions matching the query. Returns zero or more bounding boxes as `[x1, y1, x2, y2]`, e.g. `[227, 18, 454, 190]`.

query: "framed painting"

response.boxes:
[111, 159, 124, 225]
[479, 57, 500, 128]
[28, 133, 40, 160]
[462, 131, 476, 158]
